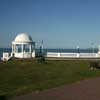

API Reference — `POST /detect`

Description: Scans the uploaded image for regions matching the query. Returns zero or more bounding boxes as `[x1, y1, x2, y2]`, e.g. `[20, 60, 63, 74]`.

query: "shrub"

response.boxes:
[89, 61, 100, 70]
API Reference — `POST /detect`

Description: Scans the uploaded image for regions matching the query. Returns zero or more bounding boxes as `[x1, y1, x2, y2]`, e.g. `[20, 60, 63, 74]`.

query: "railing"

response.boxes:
[2, 52, 12, 61]
[60, 53, 77, 57]
[46, 52, 99, 58]
[46, 52, 59, 57]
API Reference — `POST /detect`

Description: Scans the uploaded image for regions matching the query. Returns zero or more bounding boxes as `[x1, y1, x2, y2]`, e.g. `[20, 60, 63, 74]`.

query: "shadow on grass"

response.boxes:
[0, 95, 8, 100]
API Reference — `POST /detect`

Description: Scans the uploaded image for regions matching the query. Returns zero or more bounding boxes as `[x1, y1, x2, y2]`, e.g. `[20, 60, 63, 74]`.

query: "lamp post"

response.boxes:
[77, 46, 80, 53]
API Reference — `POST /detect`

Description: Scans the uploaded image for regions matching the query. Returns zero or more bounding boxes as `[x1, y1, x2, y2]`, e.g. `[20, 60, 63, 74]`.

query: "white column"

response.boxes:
[32, 43, 35, 52]
[12, 44, 16, 57]
[30, 44, 32, 53]
[22, 44, 24, 58]
[12, 44, 14, 53]
[33, 42, 35, 50]
[12, 44, 14, 57]
[14, 44, 16, 53]
[16, 45, 18, 53]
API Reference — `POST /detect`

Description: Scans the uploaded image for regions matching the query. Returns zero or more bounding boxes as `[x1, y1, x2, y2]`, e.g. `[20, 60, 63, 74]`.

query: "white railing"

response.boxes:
[46, 52, 100, 58]
[2, 52, 12, 61]
[60, 53, 77, 58]
[79, 53, 97, 58]
[46, 52, 59, 57]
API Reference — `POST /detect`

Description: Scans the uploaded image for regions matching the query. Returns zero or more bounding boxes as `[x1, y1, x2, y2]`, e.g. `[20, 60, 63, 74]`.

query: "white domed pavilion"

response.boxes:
[12, 33, 35, 58]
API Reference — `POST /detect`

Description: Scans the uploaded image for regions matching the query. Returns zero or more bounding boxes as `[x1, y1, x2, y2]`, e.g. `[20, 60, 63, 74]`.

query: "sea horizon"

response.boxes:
[0, 47, 99, 58]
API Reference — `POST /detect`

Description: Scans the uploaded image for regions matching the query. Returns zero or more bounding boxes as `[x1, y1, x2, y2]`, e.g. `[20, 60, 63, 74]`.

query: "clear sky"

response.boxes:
[0, 0, 100, 48]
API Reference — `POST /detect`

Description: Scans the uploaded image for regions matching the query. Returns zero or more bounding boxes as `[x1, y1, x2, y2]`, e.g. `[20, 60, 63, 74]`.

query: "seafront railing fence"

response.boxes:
[46, 52, 99, 58]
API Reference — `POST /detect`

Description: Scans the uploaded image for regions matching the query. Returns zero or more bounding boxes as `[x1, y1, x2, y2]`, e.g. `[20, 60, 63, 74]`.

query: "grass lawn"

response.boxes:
[0, 60, 100, 97]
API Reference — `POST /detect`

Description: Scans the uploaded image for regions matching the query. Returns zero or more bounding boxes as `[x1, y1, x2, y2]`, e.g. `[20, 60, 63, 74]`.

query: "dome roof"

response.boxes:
[14, 33, 33, 43]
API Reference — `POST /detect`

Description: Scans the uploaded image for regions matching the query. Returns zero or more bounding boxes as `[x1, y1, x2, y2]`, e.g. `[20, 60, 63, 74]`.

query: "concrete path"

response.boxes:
[12, 77, 100, 100]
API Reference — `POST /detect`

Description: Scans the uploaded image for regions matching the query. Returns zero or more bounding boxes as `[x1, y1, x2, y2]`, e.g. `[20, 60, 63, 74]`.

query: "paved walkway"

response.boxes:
[12, 77, 100, 100]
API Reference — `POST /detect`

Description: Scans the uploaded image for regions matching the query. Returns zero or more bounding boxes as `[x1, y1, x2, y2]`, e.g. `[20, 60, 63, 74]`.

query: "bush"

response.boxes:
[37, 56, 46, 64]
[89, 61, 100, 70]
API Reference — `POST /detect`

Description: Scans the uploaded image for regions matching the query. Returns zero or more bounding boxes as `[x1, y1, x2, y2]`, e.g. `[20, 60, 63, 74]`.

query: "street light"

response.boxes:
[76, 45, 80, 53]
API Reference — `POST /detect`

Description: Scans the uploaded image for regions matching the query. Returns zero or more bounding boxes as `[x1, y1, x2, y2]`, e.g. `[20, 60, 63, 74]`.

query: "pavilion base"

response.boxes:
[14, 52, 35, 58]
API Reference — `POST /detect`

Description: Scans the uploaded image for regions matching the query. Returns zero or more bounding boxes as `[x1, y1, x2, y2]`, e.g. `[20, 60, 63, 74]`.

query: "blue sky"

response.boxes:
[0, 0, 100, 48]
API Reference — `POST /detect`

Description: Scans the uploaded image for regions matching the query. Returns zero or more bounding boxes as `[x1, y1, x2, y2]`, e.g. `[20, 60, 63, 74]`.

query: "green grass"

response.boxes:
[0, 60, 100, 97]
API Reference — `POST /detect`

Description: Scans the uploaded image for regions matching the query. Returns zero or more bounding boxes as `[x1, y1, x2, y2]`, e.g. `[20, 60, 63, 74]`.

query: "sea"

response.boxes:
[0, 48, 98, 58]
